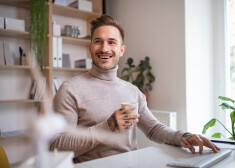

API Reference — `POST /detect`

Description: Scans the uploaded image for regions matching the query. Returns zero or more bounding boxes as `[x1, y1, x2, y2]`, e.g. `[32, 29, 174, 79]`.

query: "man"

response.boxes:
[50, 14, 220, 163]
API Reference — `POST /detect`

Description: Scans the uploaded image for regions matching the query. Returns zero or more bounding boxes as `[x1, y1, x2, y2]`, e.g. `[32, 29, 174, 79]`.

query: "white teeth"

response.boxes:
[98, 55, 112, 59]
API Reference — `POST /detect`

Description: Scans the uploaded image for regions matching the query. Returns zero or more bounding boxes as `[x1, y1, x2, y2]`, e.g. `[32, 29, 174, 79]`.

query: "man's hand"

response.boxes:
[107, 105, 140, 133]
[180, 133, 220, 154]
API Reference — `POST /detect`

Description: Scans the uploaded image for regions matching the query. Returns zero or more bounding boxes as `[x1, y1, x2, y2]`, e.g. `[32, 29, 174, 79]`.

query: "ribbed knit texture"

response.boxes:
[50, 64, 185, 163]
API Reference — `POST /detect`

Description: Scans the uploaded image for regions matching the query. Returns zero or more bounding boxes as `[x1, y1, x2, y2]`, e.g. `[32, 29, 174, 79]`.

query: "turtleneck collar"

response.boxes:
[89, 63, 118, 81]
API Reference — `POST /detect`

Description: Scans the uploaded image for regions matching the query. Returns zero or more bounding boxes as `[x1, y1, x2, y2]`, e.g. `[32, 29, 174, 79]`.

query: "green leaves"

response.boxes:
[229, 137, 235, 140]
[120, 56, 155, 93]
[30, 0, 48, 70]
[211, 133, 221, 138]
[202, 119, 216, 134]
[219, 96, 235, 103]
[220, 103, 235, 110]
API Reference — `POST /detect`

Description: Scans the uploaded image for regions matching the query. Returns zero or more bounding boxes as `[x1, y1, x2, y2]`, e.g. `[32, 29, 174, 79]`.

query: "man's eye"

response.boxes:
[94, 40, 101, 44]
[109, 41, 117, 45]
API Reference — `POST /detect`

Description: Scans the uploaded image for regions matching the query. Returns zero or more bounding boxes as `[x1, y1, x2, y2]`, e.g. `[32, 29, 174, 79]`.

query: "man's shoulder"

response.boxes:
[118, 78, 140, 90]
[63, 72, 90, 87]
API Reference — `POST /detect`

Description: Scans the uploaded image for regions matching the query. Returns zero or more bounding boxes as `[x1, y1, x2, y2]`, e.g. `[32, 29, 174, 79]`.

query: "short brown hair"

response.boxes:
[90, 14, 124, 42]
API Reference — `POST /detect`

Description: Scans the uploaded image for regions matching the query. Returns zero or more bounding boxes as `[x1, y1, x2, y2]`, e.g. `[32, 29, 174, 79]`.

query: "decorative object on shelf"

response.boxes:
[30, 0, 48, 70]
[121, 57, 155, 101]
[69, 0, 93, 12]
[62, 54, 71, 68]
[75, 58, 92, 69]
[19, 46, 28, 66]
[53, 21, 61, 36]
[202, 96, 235, 140]
[64, 25, 80, 38]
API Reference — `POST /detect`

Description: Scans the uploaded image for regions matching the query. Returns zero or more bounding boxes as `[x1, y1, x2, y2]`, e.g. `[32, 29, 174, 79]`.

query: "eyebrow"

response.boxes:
[93, 37, 118, 41]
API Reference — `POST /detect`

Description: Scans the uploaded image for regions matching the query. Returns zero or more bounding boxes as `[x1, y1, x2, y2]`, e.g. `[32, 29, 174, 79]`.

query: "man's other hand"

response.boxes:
[180, 133, 220, 154]
[107, 105, 140, 133]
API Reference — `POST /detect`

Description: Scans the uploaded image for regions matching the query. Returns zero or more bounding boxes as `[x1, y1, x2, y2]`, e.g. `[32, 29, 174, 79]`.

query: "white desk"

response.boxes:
[75, 144, 235, 168]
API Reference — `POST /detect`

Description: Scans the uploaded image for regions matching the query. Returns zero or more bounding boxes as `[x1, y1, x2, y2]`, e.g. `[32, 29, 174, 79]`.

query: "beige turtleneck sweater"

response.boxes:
[50, 64, 185, 163]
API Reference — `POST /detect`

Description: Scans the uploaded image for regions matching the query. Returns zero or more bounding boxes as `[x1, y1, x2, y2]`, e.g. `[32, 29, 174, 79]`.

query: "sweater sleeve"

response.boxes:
[49, 82, 111, 157]
[137, 92, 185, 146]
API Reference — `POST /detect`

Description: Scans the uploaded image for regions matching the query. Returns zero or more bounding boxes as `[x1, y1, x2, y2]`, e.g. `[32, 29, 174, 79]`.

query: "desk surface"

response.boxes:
[76, 144, 235, 168]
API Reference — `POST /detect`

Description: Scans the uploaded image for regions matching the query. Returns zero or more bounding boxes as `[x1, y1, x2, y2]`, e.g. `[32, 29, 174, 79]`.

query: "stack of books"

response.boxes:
[54, 0, 67, 6]
[29, 77, 46, 100]
[75, 58, 92, 69]
[5, 17, 25, 31]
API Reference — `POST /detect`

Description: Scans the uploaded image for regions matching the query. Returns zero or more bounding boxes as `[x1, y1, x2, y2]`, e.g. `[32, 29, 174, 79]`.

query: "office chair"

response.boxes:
[0, 145, 10, 168]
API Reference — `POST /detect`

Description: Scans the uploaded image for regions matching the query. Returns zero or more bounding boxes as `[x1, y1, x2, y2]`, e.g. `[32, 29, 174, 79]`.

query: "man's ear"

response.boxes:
[120, 44, 126, 57]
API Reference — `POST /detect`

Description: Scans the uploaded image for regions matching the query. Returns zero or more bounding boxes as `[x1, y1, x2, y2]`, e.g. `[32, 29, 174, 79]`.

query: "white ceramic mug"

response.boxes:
[121, 102, 138, 114]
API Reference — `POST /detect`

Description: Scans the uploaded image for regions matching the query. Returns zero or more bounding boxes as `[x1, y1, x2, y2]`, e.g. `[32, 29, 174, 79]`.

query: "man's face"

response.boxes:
[89, 25, 126, 70]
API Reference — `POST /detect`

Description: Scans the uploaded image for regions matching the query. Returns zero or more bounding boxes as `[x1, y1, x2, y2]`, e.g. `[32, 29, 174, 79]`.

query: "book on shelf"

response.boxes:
[29, 77, 46, 100]
[57, 37, 63, 67]
[53, 78, 62, 96]
[53, 37, 63, 67]
[29, 81, 37, 99]
[0, 16, 4, 29]
[0, 40, 5, 65]
[3, 41, 13, 65]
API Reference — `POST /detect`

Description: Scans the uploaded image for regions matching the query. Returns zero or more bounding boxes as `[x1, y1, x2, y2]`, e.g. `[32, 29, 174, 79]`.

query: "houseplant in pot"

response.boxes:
[120, 56, 155, 101]
[202, 96, 235, 140]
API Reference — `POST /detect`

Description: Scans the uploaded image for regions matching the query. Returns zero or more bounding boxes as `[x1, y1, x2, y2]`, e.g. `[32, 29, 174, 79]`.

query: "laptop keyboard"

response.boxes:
[167, 149, 232, 168]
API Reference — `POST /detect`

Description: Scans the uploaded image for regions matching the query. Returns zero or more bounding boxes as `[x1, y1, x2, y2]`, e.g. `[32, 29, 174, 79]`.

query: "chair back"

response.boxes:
[0, 145, 10, 168]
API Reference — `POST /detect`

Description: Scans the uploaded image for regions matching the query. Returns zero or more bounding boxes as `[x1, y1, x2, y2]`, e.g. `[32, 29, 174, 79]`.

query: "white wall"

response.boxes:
[185, 0, 227, 134]
[107, 0, 227, 133]
[107, 0, 187, 130]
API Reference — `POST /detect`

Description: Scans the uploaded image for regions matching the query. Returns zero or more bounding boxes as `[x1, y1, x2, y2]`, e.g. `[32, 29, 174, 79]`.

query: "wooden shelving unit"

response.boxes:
[0, 0, 102, 142]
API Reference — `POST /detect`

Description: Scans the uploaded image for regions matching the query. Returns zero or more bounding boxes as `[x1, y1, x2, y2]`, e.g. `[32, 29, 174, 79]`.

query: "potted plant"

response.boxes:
[202, 96, 235, 140]
[120, 56, 155, 101]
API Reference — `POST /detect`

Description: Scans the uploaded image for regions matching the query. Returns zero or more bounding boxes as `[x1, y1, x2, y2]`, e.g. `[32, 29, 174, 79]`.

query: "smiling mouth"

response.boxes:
[97, 54, 113, 59]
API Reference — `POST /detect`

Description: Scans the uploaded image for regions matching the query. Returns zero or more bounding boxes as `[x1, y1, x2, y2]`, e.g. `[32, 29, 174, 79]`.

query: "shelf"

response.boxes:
[61, 36, 90, 45]
[52, 4, 100, 20]
[53, 67, 89, 72]
[0, 28, 29, 39]
[0, 99, 42, 103]
[0, 65, 31, 70]
[0, 0, 30, 9]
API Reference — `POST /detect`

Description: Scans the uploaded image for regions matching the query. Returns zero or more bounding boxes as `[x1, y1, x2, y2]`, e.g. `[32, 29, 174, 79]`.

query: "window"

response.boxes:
[229, 0, 235, 99]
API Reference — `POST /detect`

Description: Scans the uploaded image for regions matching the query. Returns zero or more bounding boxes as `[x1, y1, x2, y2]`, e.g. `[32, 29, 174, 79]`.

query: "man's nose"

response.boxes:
[100, 41, 109, 52]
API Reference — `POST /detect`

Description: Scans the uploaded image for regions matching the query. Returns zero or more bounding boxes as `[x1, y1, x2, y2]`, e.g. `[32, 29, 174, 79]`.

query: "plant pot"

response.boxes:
[144, 93, 149, 102]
